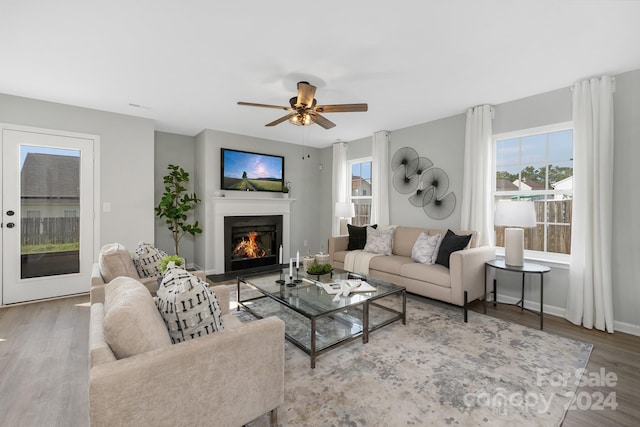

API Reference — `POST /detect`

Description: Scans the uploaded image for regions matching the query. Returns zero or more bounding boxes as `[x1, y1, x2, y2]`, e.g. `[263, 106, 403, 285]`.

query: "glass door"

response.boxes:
[2, 128, 94, 304]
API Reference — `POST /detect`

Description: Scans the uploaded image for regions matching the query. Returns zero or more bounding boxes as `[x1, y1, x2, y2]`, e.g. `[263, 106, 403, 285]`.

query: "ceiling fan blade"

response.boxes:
[314, 103, 368, 113]
[238, 102, 292, 111]
[309, 112, 336, 129]
[295, 81, 317, 108]
[265, 112, 296, 127]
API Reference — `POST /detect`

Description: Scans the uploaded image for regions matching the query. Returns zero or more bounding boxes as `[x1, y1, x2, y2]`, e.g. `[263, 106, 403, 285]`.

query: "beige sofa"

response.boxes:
[89, 277, 285, 427]
[329, 226, 495, 321]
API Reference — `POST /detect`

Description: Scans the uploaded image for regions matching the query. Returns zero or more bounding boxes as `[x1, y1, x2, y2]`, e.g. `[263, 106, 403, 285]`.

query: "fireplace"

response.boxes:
[224, 215, 283, 272]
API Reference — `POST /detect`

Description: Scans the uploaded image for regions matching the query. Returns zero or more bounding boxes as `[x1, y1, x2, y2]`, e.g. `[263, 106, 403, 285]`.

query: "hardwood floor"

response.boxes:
[0, 294, 638, 426]
[0, 295, 90, 427]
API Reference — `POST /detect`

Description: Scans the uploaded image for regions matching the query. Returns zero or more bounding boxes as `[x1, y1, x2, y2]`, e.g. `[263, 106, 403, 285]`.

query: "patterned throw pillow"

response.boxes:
[363, 226, 394, 255]
[411, 232, 442, 264]
[155, 264, 224, 343]
[133, 242, 167, 278]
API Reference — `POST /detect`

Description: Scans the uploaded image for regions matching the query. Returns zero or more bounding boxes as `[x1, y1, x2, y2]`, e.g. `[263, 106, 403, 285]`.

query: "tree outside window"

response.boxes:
[494, 126, 573, 255]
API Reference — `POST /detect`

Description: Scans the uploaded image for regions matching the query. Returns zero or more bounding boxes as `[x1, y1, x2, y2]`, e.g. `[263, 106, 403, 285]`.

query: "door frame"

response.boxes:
[0, 123, 101, 306]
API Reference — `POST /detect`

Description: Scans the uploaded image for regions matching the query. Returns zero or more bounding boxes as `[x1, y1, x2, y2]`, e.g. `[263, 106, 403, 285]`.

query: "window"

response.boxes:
[493, 124, 573, 257]
[349, 158, 372, 226]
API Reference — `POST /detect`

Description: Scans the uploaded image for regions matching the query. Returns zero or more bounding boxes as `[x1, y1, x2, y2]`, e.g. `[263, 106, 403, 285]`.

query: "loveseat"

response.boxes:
[329, 226, 495, 321]
[89, 276, 285, 426]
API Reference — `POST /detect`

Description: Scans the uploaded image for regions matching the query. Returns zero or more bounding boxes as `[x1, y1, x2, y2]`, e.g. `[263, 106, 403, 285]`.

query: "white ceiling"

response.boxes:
[1, 0, 639, 148]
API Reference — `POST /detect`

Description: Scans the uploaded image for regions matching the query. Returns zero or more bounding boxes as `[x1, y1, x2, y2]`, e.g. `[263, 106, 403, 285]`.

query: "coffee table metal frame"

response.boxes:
[237, 269, 406, 368]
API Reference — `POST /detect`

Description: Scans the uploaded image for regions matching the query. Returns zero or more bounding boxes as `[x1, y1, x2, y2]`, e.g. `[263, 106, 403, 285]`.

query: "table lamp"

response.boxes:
[494, 200, 536, 266]
[335, 202, 355, 235]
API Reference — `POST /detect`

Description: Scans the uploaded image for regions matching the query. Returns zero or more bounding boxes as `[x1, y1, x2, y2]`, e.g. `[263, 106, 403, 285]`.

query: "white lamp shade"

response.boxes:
[334, 202, 355, 218]
[494, 201, 537, 228]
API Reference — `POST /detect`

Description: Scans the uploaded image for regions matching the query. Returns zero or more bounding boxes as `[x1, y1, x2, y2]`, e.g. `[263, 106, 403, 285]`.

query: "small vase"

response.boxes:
[282, 193, 289, 199]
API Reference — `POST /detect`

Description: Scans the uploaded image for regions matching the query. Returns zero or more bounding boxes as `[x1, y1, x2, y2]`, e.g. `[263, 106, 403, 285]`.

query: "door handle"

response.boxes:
[6, 222, 15, 228]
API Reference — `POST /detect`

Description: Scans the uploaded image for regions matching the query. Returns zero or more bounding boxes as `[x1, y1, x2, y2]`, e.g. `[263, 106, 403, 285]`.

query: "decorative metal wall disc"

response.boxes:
[393, 167, 418, 194]
[409, 186, 435, 207]
[423, 192, 456, 220]
[391, 147, 419, 171]
[407, 157, 433, 176]
[420, 167, 449, 198]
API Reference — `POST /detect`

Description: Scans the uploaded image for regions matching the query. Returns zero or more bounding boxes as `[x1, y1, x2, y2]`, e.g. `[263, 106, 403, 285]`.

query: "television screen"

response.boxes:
[221, 148, 285, 192]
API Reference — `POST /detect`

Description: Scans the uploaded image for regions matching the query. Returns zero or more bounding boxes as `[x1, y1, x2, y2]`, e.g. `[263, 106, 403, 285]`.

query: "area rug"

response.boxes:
[228, 288, 592, 426]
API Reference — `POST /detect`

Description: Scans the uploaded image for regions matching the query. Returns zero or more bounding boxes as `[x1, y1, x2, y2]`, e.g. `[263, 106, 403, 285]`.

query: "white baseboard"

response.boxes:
[494, 293, 640, 337]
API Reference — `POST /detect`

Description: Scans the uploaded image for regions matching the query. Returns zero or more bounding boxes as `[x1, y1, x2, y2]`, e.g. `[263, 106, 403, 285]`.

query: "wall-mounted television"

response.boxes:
[221, 148, 285, 192]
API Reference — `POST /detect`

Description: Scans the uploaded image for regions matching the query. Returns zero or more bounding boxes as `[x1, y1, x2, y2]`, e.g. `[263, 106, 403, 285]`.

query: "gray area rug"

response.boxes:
[230, 288, 592, 426]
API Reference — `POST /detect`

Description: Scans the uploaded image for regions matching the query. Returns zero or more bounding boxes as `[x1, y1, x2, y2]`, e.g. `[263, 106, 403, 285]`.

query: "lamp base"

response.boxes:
[504, 227, 524, 266]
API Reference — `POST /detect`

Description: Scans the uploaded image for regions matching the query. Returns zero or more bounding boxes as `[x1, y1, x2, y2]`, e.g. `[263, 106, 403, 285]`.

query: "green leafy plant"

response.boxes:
[307, 263, 332, 275]
[158, 255, 184, 273]
[155, 164, 202, 256]
[282, 185, 289, 193]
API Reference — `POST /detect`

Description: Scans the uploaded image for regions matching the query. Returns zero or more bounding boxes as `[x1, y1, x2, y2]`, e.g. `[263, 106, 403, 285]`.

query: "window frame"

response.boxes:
[348, 156, 373, 226]
[492, 122, 573, 266]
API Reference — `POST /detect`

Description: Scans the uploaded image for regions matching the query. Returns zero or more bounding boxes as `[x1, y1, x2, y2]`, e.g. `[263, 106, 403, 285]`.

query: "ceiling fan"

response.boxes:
[237, 81, 368, 129]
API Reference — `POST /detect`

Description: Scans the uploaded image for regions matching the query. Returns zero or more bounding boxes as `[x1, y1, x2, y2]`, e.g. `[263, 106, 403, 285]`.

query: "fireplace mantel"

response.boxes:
[211, 197, 294, 274]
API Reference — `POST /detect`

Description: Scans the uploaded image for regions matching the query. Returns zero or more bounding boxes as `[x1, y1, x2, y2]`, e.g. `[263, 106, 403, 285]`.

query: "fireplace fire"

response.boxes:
[233, 231, 266, 259]
[224, 215, 283, 272]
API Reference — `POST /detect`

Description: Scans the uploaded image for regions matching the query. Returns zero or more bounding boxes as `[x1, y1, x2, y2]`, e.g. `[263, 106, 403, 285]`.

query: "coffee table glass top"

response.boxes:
[238, 268, 403, 317]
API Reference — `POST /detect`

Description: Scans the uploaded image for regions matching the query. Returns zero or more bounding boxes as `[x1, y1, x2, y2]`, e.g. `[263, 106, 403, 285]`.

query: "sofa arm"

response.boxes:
[328, 235, 349, 264]
[449, 246, 496, 306]
[211, 284, 231, 315]
[89, 316, 285, 427]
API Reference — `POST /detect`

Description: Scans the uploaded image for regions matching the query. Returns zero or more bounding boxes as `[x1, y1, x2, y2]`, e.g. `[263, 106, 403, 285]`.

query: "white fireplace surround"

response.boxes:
[211, 197, 294, 274]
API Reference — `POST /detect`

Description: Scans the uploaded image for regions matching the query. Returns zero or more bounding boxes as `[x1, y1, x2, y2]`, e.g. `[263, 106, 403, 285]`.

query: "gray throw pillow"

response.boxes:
[411, 232, 442, 264]
[363, 226, 393, 256]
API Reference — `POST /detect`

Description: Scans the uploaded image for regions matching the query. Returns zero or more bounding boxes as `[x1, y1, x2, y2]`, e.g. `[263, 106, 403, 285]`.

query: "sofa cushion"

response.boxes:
[400, 262, 452, 288]
[369, 255, 414, 276]
[133, 242, 168, 278]
[98, 243, 139, 283]
[156, 266, 225, 344]
[363, 226, 393, 255]
[103, 277, 171, 359]
[393, 226, 427, 257]
[411, 232, 441, 264]
[347, 224, 377, 250]
[435, 230, 473, 268]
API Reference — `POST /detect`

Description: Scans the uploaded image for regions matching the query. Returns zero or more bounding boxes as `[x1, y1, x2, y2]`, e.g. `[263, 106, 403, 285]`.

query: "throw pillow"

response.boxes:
[347, 224, 377, 250]
[430, 233, 443, 264]
[98, 243, 139, 282]
[156, 265, 224, 344]
[411, 232, 442, 264]
[435, 230, 472, 268]
[363, 226, 394, 256]
[133, 241, 168, 278]
[103, 277, 171, 359]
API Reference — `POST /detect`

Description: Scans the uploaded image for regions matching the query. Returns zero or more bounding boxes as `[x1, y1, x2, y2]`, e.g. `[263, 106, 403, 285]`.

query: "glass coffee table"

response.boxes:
[237, 268, 406, 368]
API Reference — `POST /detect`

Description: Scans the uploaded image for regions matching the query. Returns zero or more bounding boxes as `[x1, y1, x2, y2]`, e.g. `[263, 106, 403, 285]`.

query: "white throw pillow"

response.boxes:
[411, 232, 442, 264]
[156, 264, 225, 344]
[363, 226, 394, 256]
[430, 233, 443, 264]
[133, 242, 167, 278]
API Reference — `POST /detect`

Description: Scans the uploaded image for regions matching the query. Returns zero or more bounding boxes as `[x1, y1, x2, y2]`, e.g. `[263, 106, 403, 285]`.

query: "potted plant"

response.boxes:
[155, 164, 203, 256]
[282, 181, 291, 198]
[158, 254, 185, 273]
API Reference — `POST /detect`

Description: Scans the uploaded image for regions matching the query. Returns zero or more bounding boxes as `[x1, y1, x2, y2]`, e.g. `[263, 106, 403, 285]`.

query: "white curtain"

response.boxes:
[565, 76, 615, 333]
[332, 141, 349, 236]
[460, 104, 494, 246]
[371, 130, 390, 225]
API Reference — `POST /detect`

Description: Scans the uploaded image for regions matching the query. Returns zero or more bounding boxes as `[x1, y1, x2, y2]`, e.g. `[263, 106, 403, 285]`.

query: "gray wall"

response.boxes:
[154, 131, 197, 263]
[0, 93, 156, 251]
[190, 129, 324, 272]
[318, 68, 640, 333]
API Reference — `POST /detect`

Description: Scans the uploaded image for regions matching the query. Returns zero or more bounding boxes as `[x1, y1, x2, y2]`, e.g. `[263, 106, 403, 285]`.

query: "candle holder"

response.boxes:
[275, 269, 285, 285]
[293, 266, 302, 284]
